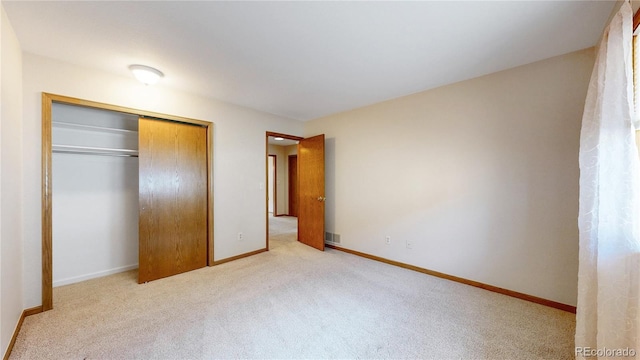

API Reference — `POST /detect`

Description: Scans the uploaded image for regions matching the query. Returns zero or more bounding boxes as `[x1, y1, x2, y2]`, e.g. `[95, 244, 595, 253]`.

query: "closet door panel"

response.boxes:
[138, 118, 207, 283]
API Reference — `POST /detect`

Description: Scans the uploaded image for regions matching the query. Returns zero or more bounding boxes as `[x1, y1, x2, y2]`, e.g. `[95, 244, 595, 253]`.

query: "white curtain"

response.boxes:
[576, 2, 640, 358]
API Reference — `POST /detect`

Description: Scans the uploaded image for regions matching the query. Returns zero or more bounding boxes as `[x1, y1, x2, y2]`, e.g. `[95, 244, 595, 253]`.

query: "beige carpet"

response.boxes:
[268, 215, 298, 243]
[10, 216, 575, 359]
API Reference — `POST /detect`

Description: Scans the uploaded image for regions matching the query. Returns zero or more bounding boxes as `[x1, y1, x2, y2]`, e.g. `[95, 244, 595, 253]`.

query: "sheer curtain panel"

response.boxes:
[575, 2, 640, 358]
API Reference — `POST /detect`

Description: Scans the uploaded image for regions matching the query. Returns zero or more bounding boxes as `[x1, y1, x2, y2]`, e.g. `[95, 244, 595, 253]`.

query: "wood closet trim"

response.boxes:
[41, 95, 53, 311]
[41, 93, 215, 311]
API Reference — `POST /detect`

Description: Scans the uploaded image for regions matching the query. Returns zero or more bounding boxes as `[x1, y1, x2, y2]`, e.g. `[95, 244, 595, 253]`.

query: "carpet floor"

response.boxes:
[10, 216, 575, 359]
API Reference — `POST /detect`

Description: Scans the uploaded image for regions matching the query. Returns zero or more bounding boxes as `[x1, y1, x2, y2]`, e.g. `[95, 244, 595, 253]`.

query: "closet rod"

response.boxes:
[52, 121, 138, 134]
[52, 144, 139, 157]
[52, 150, 138, 158]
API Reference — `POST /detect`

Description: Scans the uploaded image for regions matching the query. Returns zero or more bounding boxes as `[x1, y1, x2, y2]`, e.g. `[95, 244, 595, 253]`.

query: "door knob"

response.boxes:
[317, 196, 326, 202]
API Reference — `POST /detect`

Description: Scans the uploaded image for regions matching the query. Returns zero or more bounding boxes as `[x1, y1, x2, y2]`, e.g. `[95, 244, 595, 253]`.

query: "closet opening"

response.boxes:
[51, 103, 140, 290]
[42, 93, 214, 311]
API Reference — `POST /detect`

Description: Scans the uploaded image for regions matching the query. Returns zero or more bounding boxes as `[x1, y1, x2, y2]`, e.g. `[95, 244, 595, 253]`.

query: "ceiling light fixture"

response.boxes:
[129, 64, 164, 85]
[274, 137, 284, 141]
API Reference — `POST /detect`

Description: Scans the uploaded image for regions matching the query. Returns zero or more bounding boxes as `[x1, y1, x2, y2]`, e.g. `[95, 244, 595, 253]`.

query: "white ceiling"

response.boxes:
[3, 1, 614, 121]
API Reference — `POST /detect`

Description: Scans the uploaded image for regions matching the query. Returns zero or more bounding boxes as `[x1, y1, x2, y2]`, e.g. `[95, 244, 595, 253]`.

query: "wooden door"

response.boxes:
[297, 134, 325, 251]
[138, 118, 208, 283]
[288, 155, 298, 217]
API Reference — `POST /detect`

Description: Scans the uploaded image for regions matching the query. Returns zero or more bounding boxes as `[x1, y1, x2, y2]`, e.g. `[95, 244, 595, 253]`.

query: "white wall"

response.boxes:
[267, 145, 282, 214]
[268, 154, 275, 213]
[1, 5, 24, 357]
[305, 48, 595, 306]
[22, 53, 303, 308]
[267, 144, 299, 216]
[52, 104, 139, 286]
[268, 144, 286, 215]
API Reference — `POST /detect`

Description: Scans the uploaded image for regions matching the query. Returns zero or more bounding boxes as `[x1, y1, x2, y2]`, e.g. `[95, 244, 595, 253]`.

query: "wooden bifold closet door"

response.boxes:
[138, 117, 208, 283]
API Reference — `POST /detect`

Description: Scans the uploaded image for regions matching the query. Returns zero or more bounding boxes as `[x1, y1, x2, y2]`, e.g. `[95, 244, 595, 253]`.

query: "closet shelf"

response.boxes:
[52, 121, 138, 134]
[52, 144, 139, 157]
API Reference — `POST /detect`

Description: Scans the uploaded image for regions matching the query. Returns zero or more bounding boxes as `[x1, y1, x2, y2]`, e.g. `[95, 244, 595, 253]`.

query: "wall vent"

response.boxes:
[325, 232, 333, 243]
[325, 232, 341, 244]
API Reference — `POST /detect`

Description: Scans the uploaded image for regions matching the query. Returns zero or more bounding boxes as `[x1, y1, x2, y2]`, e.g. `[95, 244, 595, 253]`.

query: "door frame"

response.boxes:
[265, 132, 303, 250]
[41, 93, 214, 311]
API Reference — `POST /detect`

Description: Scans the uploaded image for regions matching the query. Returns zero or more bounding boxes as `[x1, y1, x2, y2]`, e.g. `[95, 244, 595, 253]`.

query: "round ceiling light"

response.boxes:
[129, 64, 164, 85]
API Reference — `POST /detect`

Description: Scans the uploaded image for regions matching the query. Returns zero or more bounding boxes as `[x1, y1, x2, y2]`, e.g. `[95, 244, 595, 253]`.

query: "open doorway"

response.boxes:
[266, 132, 302, 250]
[266, 131, 326, 252]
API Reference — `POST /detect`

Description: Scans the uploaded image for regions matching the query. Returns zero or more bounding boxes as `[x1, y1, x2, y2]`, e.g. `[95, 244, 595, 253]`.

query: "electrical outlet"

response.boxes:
[385, 236, 391, 245]
[237, 232, 243, 241]
[406, 239, 413, 249]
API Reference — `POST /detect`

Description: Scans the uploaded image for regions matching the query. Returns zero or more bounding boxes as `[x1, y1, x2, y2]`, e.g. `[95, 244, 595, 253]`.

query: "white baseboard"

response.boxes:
[53, 264, 138, 287]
